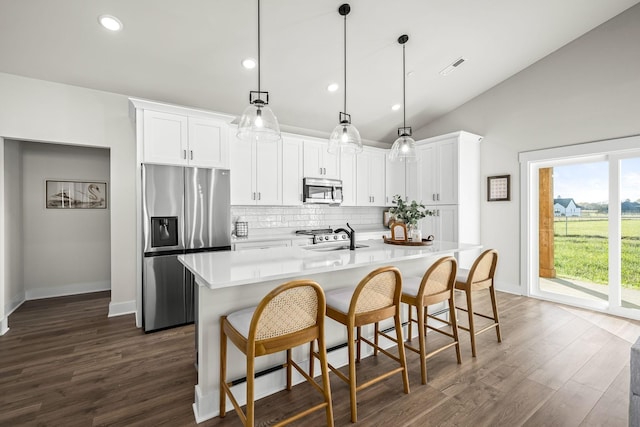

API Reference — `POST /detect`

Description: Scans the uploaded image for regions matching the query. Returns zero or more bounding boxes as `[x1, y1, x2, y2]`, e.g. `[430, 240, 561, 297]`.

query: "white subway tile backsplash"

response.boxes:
[231, 205, 386, 232]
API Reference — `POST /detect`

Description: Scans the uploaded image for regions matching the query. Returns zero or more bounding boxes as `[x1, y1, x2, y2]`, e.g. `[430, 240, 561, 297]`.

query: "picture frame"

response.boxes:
[46, 180, 108, 209]
[487, 175, 510, 202]
[390, 222, 408, 241]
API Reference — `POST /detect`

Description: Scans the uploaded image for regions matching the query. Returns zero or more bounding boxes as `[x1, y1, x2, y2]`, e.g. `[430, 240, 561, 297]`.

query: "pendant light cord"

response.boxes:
[402, 42, 406, 129]
[257, 0, 261, 94]
[343, 11, 347, 115]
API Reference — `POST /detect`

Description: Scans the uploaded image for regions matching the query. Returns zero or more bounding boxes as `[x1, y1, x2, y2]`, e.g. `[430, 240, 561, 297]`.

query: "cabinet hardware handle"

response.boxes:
[252, 192, 255, 200]
[190, 150, 193, 160]
[183, 150, 187, 159]
[372, 196, 375, 203]
[432, 194, 436, 201]
[386, 196, 388, 203]
[319, 167, 322, 175]
[258, 192, 261, 200]
[437, 193, 440, 201]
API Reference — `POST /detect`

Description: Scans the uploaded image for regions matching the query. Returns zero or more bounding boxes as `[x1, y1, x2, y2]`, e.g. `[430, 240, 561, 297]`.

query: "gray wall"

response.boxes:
[21, 141, 110, 298]
[3, 140, 24, 315]
[414, 4, 640, 293]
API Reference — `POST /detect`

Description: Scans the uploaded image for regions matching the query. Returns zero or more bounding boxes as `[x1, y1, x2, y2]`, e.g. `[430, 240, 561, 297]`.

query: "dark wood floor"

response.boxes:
[1, 290, 638, 426]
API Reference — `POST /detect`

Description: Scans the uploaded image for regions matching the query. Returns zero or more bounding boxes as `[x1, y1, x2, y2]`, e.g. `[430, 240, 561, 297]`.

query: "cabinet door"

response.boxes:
[303, 140, 323, 178]
[143, 110, 188, 165]
[369, 150, 386, 206]
[405, 161, 419, 203]
[356, 152, 370, 205]
[322, 149, 340, 180]
[385, 157, 405, 206]
[282, 136, 304, 205]
[255, 139, 282, 205]
[229, 134, 255, 205]
[436, 139, 458, 204]
[418, 144, 437, 204]
[340, 151, 357, 206]
[436, 205, 458, 242]
[188, 117, 229, 168]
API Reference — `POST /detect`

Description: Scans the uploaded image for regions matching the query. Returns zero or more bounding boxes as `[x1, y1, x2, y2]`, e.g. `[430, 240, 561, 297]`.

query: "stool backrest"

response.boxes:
[250, 280, 324, 341]
[351, 267, 402, 315]
[419, 256, 457, 297]
[467, 249, 498, 287]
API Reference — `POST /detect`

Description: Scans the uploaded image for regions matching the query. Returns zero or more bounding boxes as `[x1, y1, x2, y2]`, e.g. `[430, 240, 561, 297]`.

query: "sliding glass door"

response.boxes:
[520, 136, 640, 319]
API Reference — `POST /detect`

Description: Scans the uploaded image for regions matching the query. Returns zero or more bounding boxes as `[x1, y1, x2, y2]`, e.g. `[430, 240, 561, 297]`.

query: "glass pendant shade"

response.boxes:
[237, 100, 281, 142]
[328, 121, 363, 154]
[388, 133, 417, 162]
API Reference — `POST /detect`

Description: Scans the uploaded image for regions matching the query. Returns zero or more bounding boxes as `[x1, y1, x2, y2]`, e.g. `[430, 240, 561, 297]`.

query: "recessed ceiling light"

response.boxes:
[327, 83, 339, 92]
[391, 104, 401, 111]
[98, 15, 123, 32]
[242, 58, 256, 69]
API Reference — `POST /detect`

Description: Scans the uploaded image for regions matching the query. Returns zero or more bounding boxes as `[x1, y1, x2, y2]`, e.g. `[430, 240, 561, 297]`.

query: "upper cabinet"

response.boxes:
[281, 135, 304, 206]
[130, 98, 233, 169]
[356, 147, 386, 206]
[229, 126, 282, 206]
[412, 132, 481, 206]
[340, 151, 357, 206]
[385, 157, 405, 206]
[303, 138, 340, 179]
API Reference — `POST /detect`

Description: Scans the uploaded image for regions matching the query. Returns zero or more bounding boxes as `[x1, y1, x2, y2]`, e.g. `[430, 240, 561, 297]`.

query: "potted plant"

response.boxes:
[389, 195, 435, 241]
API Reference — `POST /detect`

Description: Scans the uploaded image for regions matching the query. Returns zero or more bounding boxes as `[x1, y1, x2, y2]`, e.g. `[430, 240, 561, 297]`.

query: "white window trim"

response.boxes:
[519, 134, 640, 319]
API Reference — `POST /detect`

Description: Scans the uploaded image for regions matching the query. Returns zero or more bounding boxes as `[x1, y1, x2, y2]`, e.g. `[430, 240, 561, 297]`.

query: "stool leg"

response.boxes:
[407, 304, 413, 343]
[246, 354, 255, 427]
[449, 295, 461, 364]
[394, 309, 410, 394]
[347, 325, 358, 423]
[356, 326, 362, 362]
[219, 319, 227, 417]
[416, 303, 427, 385]
[309, 340, 315, 378]
[317, 333, 334, 427]
[374, 322, 379, 356]
[489, 285, 502, 342]
[465, 289, 477, 357]
[286, 348, 292, 390]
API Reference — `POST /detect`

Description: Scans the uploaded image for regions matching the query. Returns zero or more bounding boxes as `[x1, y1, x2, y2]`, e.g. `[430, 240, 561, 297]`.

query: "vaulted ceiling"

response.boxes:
[0, 0, 638, 144]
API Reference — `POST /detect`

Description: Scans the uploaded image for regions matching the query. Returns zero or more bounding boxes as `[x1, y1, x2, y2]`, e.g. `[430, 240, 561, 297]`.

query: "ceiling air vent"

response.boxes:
[439, 57, 466, 76]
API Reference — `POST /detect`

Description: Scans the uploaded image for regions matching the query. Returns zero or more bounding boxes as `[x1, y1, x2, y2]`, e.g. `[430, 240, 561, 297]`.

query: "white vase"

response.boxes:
[409, 226, 422, 242]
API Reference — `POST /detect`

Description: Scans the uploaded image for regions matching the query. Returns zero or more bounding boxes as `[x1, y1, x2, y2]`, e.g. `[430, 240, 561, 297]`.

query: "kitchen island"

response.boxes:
[179, 239, 481, 423]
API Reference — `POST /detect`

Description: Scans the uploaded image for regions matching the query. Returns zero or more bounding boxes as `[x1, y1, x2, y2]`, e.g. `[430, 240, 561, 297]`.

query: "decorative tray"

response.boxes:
[383, 236, 433, 246]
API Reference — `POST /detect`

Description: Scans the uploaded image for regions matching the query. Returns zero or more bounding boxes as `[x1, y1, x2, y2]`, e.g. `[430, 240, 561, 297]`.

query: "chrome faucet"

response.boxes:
[334, 223, 356, 250]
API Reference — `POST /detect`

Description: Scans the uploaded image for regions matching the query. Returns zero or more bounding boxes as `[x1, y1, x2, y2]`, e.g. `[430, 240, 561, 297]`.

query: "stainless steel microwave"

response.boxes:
[303, 177, 343, 205]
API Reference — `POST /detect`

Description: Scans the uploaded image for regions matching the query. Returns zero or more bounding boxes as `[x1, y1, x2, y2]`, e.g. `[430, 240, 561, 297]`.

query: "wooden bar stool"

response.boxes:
[401, 256, 461, 385]
[316, 266, 410, 423]
[220, 279, 334, 427]
[454, 249, 501, 357]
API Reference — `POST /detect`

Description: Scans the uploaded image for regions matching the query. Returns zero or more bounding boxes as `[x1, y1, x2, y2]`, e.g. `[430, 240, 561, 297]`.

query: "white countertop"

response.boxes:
[179, 239, 480, 290]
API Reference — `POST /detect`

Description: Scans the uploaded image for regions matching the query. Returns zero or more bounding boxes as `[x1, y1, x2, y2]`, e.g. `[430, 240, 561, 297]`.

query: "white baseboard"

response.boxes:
[0, 317, 8, 335]
[108, 299, 136, 318]
[25, 280, 110, 300]
[6, 293, 25, 317]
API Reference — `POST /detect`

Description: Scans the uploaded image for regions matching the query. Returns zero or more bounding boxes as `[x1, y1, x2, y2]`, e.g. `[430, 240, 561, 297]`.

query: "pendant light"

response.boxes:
[237, 0, 281, 142]
[328, 3, 363, 155]
[388, 34, 417, 162]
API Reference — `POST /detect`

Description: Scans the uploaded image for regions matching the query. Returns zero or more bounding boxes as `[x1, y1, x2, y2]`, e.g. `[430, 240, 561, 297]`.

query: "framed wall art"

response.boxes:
[487, 175, 510, 202]
[46, 180, 107, 209]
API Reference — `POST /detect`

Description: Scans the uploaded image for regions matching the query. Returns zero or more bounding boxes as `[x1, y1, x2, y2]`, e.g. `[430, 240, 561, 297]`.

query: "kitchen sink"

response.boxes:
[302, 244, 369, 252]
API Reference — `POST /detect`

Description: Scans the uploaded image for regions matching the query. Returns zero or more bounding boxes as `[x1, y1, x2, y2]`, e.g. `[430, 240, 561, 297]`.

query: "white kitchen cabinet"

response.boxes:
[385, 157, 405, 206]
[408, 131, 482, 268]
[187, 116, 229, 168]
[420, 205, 458, 243]
[141, 110, 230, 168]
[303, 138, 340, 179]
[282, 135, 304, 205]
[229, 127, 282, 205]
[340, 151, 357, 206]
[417, 138, 457, 205]
[356, 147, 386, 206]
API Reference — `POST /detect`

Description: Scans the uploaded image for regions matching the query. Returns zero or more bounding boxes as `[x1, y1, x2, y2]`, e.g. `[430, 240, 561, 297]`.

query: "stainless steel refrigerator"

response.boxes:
[142, 164, 230, 332]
